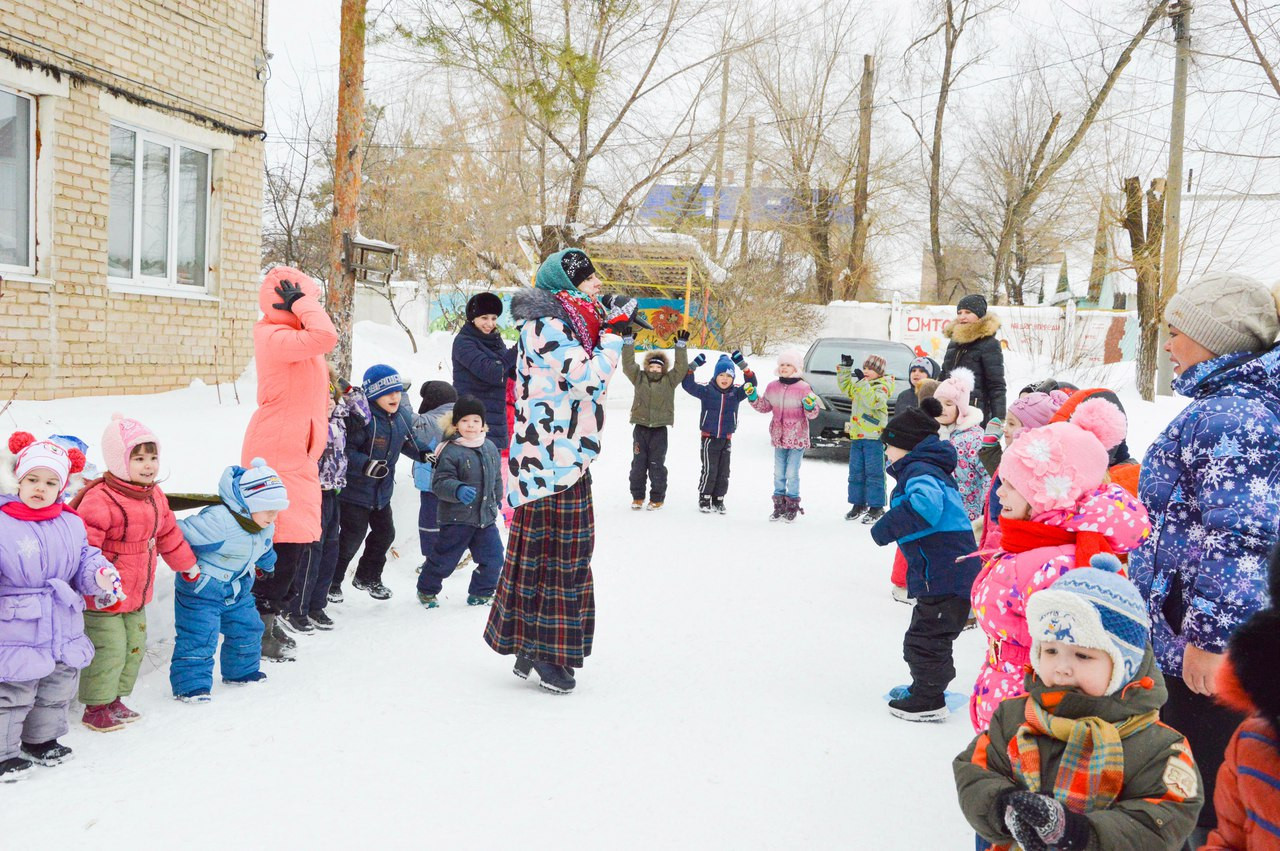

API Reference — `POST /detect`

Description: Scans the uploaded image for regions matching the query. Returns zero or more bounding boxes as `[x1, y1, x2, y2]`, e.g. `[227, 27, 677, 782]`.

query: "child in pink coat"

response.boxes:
[932, 367, 989, 524]
[747, 349, 819, 522]
[969, 399, 1151, 734]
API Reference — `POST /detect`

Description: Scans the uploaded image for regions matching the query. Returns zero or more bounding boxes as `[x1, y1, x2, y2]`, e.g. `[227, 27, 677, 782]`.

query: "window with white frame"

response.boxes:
[108, 122, 210, 289]
[0, 86, 35, 273]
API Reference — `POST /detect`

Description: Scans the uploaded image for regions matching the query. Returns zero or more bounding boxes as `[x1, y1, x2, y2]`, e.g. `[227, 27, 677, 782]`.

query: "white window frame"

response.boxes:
[107, 120, 212, 293]
[0, 85, 37, 276]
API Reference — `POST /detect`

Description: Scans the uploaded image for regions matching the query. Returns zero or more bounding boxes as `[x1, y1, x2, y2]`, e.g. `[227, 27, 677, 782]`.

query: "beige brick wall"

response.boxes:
[0, 0, 266, 400]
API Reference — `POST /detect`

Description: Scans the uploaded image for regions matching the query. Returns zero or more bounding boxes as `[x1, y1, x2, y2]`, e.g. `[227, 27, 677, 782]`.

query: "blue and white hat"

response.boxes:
[1026, 553, 1150, 695]
[237, 458, 289, 513]
[363, 364, 409, 402]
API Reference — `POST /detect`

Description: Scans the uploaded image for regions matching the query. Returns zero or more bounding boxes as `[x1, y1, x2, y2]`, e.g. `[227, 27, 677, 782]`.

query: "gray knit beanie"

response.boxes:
[1165, 273, 1280, 355]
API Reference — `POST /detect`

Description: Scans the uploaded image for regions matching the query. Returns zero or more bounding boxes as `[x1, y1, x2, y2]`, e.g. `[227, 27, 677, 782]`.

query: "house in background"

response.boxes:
[0, 1, 267, 400]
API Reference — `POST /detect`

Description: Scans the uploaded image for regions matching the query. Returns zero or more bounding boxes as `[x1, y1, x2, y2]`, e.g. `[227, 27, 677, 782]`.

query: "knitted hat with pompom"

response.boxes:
[999, 398, 1128, 515]
[934, 367, 975, 420]
[10, 432, 84, 491]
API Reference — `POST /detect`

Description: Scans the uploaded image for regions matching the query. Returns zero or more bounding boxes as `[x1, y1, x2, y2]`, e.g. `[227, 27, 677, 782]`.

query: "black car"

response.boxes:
[804, 337, 917, 448]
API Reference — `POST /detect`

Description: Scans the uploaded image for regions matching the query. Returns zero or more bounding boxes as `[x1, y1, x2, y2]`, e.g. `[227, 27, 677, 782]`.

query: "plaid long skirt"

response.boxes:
[483, 473, 595, 667]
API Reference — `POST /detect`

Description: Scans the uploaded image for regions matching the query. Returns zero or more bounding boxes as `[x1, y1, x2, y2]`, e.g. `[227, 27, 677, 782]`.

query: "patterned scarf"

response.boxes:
[999, 516, 1114, 569]
[1009, 690, 1158, 814]
[554, 290, 603, 355]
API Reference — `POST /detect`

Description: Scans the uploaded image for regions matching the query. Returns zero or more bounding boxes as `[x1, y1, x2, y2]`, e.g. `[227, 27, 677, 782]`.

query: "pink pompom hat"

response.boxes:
[933, 367, 975, 419]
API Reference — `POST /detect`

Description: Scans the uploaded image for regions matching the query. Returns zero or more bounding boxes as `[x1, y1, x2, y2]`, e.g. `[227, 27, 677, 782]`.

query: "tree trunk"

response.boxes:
[811, 187, 835, 303]
[847, 54, 875, 300]
[1087, 193, 1109, 304]
[1124, 176, 1164, 401]
[327, 0, 367, 378]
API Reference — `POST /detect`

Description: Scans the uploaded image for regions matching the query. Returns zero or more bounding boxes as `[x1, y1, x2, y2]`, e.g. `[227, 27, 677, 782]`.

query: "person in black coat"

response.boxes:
[452, 292, 518, 451]
[940, 294, 1006, 426]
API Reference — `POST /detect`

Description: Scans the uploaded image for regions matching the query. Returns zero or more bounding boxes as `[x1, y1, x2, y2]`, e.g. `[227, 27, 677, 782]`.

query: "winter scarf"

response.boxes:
[554, 290, 603, 355]
[70, 473, 148, 509]
[999, 516, 1114, 569]
[1010, 689, 1159, 814]
[0, 500, 71, 521]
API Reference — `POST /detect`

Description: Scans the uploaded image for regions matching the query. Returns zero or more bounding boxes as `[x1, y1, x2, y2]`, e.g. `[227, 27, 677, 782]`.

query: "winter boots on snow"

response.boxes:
[467, 594, 494, 606]
[845, 504, 867, 521]
[309, 610, 336, 630]
[0, 757, 32, 782]
[81, 703, 125, 733]
[861, 507, 885, 524]
[512, 655, 576, 693]
[20, 739, 73, 766]
[769, 494, 786, 521]
[279, 612, 315, 635]
[260, 612, 297, 663]
[699, 495, 713, 513]
[417, 592, 439, 608]
[223, 671, 268, 685]
[352, 577, 393, 600]
[888, 692, 948, 722]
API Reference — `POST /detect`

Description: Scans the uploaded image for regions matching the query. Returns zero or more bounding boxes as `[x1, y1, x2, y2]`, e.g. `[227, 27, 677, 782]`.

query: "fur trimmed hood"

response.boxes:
[944, 312, 1001, 344]
[510, 286, 572, 326]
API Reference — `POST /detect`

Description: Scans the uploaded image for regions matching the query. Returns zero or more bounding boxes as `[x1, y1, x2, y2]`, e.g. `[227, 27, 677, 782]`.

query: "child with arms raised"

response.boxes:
[681, 351, 756, 514]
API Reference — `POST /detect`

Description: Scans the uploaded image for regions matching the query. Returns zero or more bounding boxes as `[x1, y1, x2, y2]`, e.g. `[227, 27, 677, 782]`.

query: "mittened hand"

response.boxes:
[1003, 791, 1090, 851]
[457, 485, 478, 505]
[184, 566, 201, 581]
[983, 418, 1003, 444]
[95, 566, 126, 603]
[851, 368, 864, 381]
[272, 280, 306, 312]
[731, 350, 748, 368]
[676, 329, 691, 342]
[840, 354, 854, 367]
[743, 383, 757, 401]
[691, 354, 707, 369]
[802, 394, 817, 411]
[363, 459, 389, 479]
[600, 294, 653, 330]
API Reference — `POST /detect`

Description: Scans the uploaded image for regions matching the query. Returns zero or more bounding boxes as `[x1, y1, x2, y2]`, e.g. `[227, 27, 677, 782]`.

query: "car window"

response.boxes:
[806, 341, 914, 378]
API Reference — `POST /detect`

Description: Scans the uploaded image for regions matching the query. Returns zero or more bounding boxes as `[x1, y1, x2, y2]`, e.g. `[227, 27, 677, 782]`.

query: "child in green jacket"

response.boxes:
[954, 555, 1202, 851]
[837, 354, 894, 524]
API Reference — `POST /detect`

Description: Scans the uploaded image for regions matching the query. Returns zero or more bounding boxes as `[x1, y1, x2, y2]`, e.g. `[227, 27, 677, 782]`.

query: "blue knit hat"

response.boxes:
[363, 364, 408, 402]
[713, 354, 735, 379]
[237, 458, 289, 513]
[1026, 553, 1150, 695]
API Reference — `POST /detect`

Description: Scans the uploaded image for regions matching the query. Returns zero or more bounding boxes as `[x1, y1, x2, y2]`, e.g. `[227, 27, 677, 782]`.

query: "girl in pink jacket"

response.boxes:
[969, 398, 1150, 733]
[747, 350, 819, 522]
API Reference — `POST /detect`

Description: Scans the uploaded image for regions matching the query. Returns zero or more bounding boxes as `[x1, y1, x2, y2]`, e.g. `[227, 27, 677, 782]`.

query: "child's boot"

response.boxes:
[81, 704, 125, 733]
[174, 689, 212, 704]
[862, 507, 885, 524]
[417, 592, 440, 609]
[784, 496, 802, 522]
[107, 698, 140, 723]
[467, 594, 494, 606]
[769, 494, 785, 521]
[631, 499, 644, 510]
[20, 739, 73, 766]
[273, 618, 297, 651]
[698, 495, 713, 513]
[888, 692, 948, 722]
[223, 671, 268, 685]
[0, 757, 32, 782]
[712, 498, 726, 515]
[259, 613, 297, 663]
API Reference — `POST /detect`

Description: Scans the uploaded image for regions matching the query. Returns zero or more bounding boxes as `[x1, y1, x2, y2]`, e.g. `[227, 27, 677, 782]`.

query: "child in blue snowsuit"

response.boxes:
[411, 380, 458, 572]
[415, 395, 504, 608]
[680, 352, 756, 512]
[171, 459, 288, 702]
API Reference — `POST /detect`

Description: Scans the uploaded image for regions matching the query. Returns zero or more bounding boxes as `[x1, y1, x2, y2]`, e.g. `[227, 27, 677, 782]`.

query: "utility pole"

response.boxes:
[848, 53, 875, 301]
[1156, 0, 1191, 396]
[328, 0, 368, 378]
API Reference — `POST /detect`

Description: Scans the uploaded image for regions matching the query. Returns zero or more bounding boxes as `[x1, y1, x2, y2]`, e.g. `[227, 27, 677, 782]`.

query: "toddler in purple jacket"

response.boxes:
[1, 434, 123, 782]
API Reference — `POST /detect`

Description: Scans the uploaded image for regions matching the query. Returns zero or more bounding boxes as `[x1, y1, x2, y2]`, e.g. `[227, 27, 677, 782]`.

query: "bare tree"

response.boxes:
[1123, 176, 1165, 401]
[1229, 0, 1280, 98]
[262, 95, 332, 280]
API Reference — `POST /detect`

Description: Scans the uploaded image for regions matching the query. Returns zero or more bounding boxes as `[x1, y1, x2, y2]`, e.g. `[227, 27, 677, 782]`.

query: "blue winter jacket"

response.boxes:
[1131, 344, 1280, 677]
[176, 465, 278, 604]
[681, 368, 755, 439]
[452, 322, 517, 447]
[342, 402, 431, 510]
[870, 436, 982, 598]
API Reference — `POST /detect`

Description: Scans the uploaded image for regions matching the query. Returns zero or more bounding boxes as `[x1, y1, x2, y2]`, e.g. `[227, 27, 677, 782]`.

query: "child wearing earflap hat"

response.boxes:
[932, 367, 990, 524]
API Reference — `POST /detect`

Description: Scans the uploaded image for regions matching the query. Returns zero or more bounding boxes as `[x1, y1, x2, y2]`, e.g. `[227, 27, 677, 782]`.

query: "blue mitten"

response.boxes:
[457, 485, 478, 505]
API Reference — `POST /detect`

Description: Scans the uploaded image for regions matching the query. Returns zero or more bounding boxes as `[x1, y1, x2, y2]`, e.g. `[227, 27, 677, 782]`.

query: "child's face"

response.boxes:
[885, 445, 908, 464]
[937, 398, 959, 426]
[456, 414, 485, 440]
[1002, 412, 1024, 446]
[128, 447, 159, 485]
[777, 363, 797, 378]
[473, 314, 499, 335]
[17, 468, 62, 508]
[863, 367, 881, 381]
[376, 391, 402, 413]
[715, 372, 734, 389]
[909, 368, 926, 387]
[997, 479, 1033, 520]
[1038, 640, 1113, 697]
[251, 509, 280, 528]
[645, 361, 665, 376]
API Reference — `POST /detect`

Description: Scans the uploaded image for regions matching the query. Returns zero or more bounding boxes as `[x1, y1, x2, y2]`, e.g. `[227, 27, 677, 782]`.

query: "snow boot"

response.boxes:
[698, 495, 713, 513]
[712, 498, 726, 515]
[417, 592, 439, 609]
[174, 689, 211, 704]
[260, 613, 297, 663]
[326, 585, 344, 604]
[888, 692, 948, 722]
[467, 594, 494, 606]
[783, 496, 803, 523]
[531, 660, 576, 694]
[223, 671, 268, 685]
[646, 500, 664, 511]
[107, 698, 140, 724]
[20, 739, 73, 766]
[309, 610, 336, 630]
[861, 507, 885, 525]
[512, 656, 534, 680]
[81, 704, 125, 733]
[273, 617, 297, 651]
[279, 612, 315, 635]
[845, 504, 867, 521]
[353, 577, 393, 600]
[631, 499, 644, 510]
[769, 494, 786, 522]
[0, 757, 32, 782]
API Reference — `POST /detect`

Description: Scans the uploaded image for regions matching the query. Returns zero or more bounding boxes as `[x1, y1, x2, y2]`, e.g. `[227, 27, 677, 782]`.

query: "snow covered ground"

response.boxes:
[1, 323, 1189, 849]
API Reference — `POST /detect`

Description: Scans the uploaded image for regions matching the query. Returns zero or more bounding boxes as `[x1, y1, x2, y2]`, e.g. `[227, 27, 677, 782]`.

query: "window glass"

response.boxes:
[0, 90, 32, 268]
[176, 147, 207, 287]
[108, 125, 136, 278]
[139, 141, 170, 278]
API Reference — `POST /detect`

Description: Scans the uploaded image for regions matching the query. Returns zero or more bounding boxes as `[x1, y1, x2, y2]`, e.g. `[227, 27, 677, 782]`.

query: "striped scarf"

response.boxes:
[1009, 690, 1158, 814]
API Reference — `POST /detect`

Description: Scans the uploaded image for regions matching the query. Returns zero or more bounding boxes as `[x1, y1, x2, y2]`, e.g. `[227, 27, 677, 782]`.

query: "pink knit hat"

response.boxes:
[999, 398, 1128, 515]
[1006, 389, 1069, 439]
[101, 413, 159, 480]
[933, 367, 974, 419]
[9, 432, 83, 490]
[777, 349, 804, 373]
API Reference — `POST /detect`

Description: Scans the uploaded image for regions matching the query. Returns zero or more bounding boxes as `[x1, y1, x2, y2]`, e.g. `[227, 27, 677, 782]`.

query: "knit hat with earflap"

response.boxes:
[776, 349, 804, 373]
[101, 413, 159, 481]
[933, 367, 975, 420]
[999, 398, 1128, 515]
[1027, 553, 1150, 696]
[363, 364, 408, 403]
[10, 432, 81, 490]
[908, 356, 939, 379]
[238, 458, 289, 513]
[1007, 389, 1069, 433]
[1165, 272, 1280, 355]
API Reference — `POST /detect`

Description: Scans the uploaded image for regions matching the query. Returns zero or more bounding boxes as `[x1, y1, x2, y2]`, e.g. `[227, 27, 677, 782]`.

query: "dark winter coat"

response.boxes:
[431, 437, 503, 528]
[452, 321, 518, 447]
[681, 369, 755, 439]
[622, 339, 688, 428]
[1130, 343, 1280, 678]
[871, 435, 982, 598]
[942, 314, 1006, 422]
[341, 402, 430, 510]
[954, 648, 1203, 850]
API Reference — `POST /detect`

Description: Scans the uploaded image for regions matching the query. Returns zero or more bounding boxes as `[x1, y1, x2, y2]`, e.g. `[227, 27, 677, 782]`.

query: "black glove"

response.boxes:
[362, 459, 389, 479]
[600, 294, 653, 330]
[614, 322, 634, 339]
[676, 328, 691, 342]
[851, 368, 864, 381]
[731, 350, 748, 369]
[840, 354, 854, 367]
[1003, 792, 1090, 851]
[272, 280, 306, 312]
[691, 353, 707, 369]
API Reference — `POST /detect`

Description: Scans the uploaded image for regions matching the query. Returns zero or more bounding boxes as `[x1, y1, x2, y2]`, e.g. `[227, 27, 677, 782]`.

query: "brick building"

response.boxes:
[0, 1, 267, 399]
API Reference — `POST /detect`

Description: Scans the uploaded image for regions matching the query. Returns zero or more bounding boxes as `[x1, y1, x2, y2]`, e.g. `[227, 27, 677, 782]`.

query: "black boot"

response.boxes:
[20, 739, 73, 766]
[861, 507, 885, 524]
[0, 757, 33, 782]
[888, 692, 948, 722]
[698, 495, 713, 513]
[712, 497, 726, 515]
[512, 655, 534, 680]
[260, 612, 296, 663]
[845, 504, 867, 521]
[531, 660, 576, 694]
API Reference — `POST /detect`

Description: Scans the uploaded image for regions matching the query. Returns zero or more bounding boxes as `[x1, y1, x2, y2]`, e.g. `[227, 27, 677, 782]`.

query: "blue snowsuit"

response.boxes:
[171, 465, 278, 696]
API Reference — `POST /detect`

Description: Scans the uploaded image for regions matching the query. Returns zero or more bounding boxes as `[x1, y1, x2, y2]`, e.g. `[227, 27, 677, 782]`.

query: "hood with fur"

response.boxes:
[943, 312, 1001, 345]
[510, 286, 573, 327]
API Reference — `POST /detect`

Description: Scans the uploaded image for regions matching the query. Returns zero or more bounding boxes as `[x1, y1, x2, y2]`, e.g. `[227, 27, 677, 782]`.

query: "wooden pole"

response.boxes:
[1156, 1, 1191, 396]
[848, 54, 874, 300]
